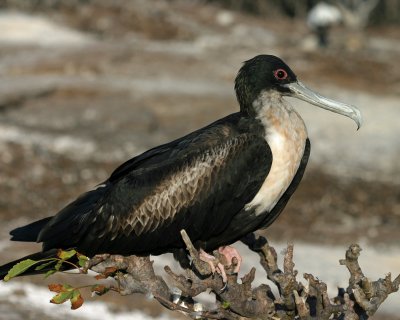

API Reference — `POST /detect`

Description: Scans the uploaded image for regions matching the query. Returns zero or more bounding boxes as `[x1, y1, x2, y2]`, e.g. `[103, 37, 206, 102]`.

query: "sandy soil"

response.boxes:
[0, 1, 399, 319]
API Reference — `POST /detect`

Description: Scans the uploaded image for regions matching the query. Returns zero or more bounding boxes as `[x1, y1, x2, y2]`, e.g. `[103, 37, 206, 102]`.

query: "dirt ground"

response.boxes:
[0, 1, 399, 319]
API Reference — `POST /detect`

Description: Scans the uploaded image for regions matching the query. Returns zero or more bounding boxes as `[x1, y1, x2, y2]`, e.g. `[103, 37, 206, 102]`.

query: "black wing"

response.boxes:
[36, 114, 272, 256]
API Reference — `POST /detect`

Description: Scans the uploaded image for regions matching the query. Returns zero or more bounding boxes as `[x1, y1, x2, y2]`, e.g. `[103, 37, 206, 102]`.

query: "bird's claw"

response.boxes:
[218, 246, 242, 274]
[200, 246, 243, 290]
[199, 249, 228, 291]
[199, 246, 243, 278]
[199, 249, 217, 274]
[180, 230, 239, 291]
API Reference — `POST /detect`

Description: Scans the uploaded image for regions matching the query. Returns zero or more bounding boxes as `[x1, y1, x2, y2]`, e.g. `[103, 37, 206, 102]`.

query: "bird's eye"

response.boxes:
[273, 69, 288, 81]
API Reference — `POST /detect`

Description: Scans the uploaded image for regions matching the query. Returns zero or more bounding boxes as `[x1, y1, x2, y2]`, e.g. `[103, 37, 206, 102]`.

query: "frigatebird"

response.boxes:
[0, 55, 361, 280]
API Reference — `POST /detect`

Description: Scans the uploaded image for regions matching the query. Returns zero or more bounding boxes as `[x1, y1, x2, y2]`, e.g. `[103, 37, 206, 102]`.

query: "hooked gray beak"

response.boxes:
[283, 81, 362, 130]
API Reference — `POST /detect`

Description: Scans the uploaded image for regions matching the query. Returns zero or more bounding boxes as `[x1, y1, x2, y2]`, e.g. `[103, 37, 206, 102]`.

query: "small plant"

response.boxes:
[4, 249, 110, 310]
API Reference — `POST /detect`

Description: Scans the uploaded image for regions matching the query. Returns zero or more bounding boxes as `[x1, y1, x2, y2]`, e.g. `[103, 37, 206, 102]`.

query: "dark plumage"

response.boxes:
[0, 55, 361, 280]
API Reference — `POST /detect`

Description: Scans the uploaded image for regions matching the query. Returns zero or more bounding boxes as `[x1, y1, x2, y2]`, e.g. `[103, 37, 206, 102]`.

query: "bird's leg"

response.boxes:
[180, 230, 216, 277]
[180, 230, 228, 285]
[218, 246, 242, 274]
[199, 249, 217, 274]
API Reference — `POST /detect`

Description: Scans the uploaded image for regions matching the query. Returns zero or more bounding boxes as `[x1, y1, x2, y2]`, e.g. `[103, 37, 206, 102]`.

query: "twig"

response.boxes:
[339, 244, 400, 316]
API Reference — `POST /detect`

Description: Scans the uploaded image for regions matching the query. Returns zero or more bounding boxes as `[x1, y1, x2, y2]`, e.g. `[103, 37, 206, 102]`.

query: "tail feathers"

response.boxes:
[0, 249, 64, 281]
[10, 217, 53, 242]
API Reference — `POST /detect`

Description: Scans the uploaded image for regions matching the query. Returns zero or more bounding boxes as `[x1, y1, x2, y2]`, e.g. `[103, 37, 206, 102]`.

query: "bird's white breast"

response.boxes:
[245, 91, 308, 215]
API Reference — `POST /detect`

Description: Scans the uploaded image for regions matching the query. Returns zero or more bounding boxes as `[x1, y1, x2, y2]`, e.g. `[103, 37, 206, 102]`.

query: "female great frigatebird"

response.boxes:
[0, 55, 361, 280]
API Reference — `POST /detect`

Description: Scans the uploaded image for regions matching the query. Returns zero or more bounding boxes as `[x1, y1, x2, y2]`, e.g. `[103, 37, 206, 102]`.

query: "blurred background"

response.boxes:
[0, 0, 399, 319]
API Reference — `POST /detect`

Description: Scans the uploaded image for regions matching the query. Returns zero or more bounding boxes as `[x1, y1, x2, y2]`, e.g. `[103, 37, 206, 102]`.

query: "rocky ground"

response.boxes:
[0, 1, 399, 319]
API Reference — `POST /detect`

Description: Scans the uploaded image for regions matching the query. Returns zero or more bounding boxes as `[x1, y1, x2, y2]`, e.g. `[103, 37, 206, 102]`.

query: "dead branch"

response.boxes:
[85, 232, 399, 319]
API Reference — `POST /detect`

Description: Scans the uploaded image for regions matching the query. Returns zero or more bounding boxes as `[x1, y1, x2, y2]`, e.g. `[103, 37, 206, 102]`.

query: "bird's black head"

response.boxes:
[234, 54, 362, 129]
[235, 55, 297, 116]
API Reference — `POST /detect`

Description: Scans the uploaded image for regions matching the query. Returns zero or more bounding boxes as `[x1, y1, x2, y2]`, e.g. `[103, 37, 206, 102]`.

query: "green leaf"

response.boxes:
[57, 249, 77, 261]
[63, 284, 73, 290]
[77, 254, 89, 268]
[4, 259, 39, 281]
[35, 260, 56, 271]
[50, 290, 74, 305]
[221, 300, 231, 309]
[54, 260, 63, 271]
[49, 285, 84, 310]
[45, 269, 57, 278]
[70, 289, 84, 309]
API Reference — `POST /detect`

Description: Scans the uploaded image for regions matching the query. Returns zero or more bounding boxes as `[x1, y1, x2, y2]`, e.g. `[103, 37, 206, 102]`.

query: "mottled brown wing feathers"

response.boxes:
[106, 136, 245, 237]
[81, 133, 271, 255]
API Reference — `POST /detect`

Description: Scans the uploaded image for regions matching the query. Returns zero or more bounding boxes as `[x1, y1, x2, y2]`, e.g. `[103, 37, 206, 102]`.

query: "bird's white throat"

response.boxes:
[245, 90, 308, 215]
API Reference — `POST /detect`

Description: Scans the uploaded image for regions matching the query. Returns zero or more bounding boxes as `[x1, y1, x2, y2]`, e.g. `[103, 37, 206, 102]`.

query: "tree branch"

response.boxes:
[83, 232, 398, 319]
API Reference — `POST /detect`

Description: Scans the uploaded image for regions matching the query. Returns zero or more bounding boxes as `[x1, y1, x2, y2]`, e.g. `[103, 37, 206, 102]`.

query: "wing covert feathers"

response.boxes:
[96, 134, 270, 242]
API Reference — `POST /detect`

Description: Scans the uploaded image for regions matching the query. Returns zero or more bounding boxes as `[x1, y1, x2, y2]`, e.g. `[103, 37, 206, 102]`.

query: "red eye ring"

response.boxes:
[274, 68, 288, 80]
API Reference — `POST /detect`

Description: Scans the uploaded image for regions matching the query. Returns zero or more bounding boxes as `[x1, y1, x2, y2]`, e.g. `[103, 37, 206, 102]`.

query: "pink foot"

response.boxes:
[199, 249, 228, 284]
[218, 246, 242, 273]
[199, 249, 216, 274]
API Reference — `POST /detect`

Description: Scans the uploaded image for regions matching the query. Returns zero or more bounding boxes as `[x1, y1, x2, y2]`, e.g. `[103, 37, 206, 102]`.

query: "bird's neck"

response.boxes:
[244, 90, 308, 214]
[251, 90, 307, 139]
